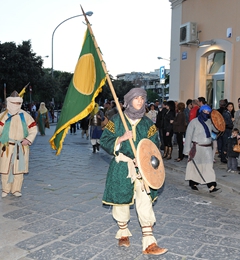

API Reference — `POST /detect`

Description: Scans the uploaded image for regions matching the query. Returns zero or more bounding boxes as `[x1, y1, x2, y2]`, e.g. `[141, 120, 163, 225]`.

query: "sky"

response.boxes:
[1, 0, 172, 78]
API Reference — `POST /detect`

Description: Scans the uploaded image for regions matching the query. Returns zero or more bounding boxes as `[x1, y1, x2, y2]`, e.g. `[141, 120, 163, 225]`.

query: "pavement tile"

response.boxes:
[191, 218, 222, 228]
[82, 244, 141, 260]
[196, 244, 240, 260]
[157, 236, 201, 256]
[219, 236, 240, 248]
[3, 209, 34, 220]
[19, 218, 64, 233]
[48, 223, 81, 237]
[26, 241, 74, 260]
[16, 233, 59, 250]
[50, 210, 80, 220]
[174, 229, 222, 245]
[164, 222, 207, 233]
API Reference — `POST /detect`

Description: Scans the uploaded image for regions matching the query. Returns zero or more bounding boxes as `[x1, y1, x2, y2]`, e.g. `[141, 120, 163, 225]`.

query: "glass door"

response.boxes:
[206, 74, 224, 109]
[205, 50, 225, 109]
[213, 74, 224, 109]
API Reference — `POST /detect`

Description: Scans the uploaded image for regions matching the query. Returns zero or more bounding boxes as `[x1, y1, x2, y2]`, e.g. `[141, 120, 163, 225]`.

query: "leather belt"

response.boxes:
[192, 141, 212, 147]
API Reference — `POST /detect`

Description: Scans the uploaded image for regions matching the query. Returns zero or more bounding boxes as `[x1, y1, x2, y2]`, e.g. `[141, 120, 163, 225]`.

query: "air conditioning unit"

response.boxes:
[179, 22, 198, 45]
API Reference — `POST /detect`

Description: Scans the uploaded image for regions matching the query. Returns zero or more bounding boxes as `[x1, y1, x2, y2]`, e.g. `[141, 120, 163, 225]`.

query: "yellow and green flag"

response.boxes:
[49, 28, 106, 155]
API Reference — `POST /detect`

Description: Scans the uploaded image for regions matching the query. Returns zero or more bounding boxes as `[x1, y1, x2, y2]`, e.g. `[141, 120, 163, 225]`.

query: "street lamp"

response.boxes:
[51, 11, 93, 78]
[29, 85, 32, 104]
[41, 55, 49, 67]
[157, 57, 170, 62]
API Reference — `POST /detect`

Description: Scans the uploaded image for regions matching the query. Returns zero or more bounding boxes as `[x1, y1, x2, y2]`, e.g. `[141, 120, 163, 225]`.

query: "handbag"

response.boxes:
[233, 143, 240, 153]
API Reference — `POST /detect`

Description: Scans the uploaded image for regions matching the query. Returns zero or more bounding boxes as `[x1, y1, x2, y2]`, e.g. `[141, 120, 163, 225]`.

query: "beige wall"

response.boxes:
[169, 0, 240, 107]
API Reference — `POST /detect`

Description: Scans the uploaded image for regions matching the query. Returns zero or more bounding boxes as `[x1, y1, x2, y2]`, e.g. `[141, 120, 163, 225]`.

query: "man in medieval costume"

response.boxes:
[100, 88, 168, 255]
[184, 105, 221, 193]
[0, 91, 37, 197]
[89, 103, 104, 153]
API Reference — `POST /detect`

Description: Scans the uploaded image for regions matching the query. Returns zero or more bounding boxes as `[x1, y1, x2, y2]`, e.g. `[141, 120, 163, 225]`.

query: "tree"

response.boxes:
[98, 77, 134, 104]
[146, 90, 160, 103]
[0, 40, 43, 100]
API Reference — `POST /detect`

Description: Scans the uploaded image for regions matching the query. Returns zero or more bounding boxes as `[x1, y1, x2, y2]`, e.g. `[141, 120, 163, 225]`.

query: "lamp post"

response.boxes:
[157, 56, 170, 62]
[29, 85, 32, 104]
[3, 83, 6, 104]
[51, 11, 93, 78]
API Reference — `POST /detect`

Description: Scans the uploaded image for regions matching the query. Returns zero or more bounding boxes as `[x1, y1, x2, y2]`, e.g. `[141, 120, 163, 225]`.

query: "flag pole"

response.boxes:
[80, 6, 150, 193]
[19, 82, 30, 98]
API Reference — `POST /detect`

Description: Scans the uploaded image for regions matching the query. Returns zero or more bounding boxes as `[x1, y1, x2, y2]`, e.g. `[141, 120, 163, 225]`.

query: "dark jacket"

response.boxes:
[163, 109, 175, 133]
[156, 107, 167, 129]
[184, 107, 190, 126]
[223, 110, 234, 130]
[217, 107, 226, 115]
[227, 136, 239, 157]
[173, 111, 186, 133]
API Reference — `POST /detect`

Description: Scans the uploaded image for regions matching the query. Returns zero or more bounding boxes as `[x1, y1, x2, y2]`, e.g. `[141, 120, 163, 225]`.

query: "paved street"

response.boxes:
[1, 125, 240, 260]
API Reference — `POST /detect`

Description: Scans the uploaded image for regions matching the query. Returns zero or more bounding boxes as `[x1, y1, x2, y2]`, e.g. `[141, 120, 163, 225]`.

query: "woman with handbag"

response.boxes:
[226, 128, 240, 173]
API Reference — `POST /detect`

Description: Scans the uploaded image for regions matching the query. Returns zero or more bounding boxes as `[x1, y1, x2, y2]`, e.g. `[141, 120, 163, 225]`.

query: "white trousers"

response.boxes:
[112, 179, 157, 250]
[90, 139, 100, 145]
[1, 174, 23, 194]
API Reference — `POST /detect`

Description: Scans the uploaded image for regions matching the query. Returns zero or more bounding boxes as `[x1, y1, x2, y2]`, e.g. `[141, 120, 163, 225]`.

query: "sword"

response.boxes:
[191, 158, 206, 183]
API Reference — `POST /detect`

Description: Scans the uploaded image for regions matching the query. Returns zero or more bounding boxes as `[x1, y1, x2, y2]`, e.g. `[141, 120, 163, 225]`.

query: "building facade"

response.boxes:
[169, 0, 240, 108]
[116, 70, 170, 102]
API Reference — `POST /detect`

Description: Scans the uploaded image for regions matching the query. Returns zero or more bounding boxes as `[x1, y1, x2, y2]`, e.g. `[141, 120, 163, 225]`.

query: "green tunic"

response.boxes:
[100, 114, 159, 205]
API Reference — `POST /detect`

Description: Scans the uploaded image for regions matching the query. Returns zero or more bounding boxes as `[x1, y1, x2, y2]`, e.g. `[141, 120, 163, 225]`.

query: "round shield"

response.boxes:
[136, 139, 165, 189]
[211, 109, 225, 132]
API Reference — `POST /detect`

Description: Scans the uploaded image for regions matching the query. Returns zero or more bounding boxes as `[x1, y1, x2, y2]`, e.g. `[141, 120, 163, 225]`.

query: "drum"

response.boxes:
[211, 109, 225, 136]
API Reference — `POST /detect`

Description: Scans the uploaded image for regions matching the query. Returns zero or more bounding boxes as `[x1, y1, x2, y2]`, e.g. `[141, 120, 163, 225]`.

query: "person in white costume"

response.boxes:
[0, 91, 37, 197]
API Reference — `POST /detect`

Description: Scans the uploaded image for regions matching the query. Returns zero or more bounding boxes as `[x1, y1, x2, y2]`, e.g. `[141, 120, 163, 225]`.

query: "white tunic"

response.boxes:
[0, 109, 37, 174]
[183, 117, 216, 184]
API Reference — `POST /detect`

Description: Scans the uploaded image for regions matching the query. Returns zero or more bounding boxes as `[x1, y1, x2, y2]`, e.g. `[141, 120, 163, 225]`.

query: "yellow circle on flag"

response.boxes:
[73, 53, 96, 95]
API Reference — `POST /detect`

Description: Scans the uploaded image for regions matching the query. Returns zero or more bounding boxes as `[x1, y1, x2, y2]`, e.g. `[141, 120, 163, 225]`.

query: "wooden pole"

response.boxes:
[3, 83, 6, 104]
[81, 6, 150, 193]
[80, 6, 135, 152]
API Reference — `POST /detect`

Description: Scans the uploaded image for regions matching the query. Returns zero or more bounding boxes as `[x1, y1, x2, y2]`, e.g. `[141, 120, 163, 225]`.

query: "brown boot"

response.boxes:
[118, 236, 130, 247]
[166, 147, 172, 160]
[143, 243, 168, 255]
[162, 146, 168, 158]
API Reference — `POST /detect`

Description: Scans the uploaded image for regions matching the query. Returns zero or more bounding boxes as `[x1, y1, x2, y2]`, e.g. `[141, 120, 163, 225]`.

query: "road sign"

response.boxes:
[160, 66, 165, 79]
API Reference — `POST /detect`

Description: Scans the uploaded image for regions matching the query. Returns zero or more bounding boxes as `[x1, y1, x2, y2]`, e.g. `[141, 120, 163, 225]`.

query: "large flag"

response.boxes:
[49, 28, 106, 155]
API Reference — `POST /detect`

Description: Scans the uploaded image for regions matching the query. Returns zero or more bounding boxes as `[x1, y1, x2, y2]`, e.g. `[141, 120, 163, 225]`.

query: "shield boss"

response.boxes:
[136, 139, 165, 189]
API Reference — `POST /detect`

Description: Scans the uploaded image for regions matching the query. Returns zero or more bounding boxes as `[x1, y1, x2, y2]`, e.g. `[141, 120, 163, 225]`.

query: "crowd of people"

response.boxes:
[67, 96, 240, 177]
[93, 95, 240, 194]
[155, 97, 240, 193]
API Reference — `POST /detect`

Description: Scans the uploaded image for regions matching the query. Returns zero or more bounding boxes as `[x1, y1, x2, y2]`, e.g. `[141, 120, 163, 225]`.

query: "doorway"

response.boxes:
[205, 50, 225, 109]
[206, 74, 225, 109]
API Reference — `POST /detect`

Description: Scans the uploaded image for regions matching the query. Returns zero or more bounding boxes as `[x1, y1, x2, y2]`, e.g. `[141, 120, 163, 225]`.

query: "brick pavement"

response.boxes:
[0, 125, 240, 260]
